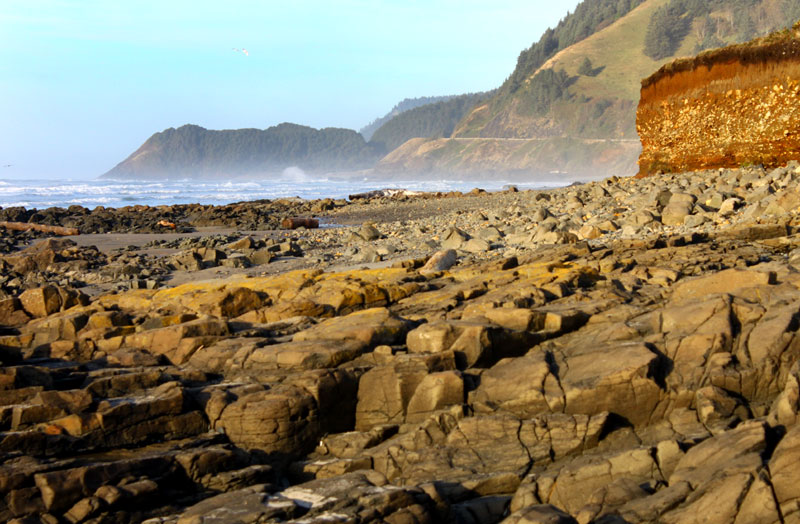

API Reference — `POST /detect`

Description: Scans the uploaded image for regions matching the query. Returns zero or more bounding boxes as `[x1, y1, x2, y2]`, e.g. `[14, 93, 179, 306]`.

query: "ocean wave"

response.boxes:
[0, 177, 565, 209]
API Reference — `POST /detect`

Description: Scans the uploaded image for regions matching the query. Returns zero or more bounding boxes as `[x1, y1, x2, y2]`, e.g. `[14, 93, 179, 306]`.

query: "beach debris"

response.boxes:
[281, 217, 319, 230]
[0, 221, 78, 236]
[157, 220, 177, 229]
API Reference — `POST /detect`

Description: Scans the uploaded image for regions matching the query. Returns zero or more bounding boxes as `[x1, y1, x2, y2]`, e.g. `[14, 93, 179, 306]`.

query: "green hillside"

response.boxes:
[454, 0, 797, 141]
[368, 92, 492, 152]
[103, 123, 384, 179]
[359, 96, 457, 141]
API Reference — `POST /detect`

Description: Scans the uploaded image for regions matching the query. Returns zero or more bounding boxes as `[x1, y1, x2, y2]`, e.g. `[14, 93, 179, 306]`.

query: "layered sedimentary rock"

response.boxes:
[637, 22, 800, 176]
[9, 163, 800, 522]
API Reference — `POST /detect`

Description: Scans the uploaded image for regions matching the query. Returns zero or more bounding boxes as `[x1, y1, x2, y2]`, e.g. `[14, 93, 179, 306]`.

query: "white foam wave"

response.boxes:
[0, 176, 566, 210]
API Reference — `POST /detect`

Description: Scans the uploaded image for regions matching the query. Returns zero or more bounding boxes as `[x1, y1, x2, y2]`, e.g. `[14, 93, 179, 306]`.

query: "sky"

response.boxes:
[0, 0, 581, 179]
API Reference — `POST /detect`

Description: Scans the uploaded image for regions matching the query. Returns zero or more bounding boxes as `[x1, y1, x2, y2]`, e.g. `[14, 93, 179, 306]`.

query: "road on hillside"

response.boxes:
[449, 137, 639, 143]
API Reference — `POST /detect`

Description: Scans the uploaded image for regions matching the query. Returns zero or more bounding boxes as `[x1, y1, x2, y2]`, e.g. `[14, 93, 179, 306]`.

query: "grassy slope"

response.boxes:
[454, 0, 691, 138]
[379, 0, 789, 177]
[538, 0, 684, 102]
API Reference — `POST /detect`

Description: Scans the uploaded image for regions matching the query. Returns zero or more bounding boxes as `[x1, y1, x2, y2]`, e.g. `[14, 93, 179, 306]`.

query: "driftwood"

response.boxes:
[0, 221, 79, 236]
[281, 217, 319, 230]
[157, 220, 176, 229]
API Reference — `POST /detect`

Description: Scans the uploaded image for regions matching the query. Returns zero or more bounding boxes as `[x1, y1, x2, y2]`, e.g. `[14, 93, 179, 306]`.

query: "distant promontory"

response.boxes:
[102, 123, 385, 179]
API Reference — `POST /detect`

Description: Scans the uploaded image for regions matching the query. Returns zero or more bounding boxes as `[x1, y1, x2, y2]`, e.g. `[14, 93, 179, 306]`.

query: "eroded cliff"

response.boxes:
[637, 22, 800, 176]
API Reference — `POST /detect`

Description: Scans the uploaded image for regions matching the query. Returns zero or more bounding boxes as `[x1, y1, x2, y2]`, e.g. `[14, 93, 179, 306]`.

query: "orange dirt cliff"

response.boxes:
[637, 21, 800, 177]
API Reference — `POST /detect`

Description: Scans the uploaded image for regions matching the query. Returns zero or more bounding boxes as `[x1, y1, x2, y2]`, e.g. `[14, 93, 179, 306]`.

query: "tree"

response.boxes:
[578, 57, 594, 76]
[643, 4, 692, 60]
[505, 0, 646, 93]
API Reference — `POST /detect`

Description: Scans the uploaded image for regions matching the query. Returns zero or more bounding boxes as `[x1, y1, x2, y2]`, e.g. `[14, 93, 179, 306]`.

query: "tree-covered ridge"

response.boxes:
[103, 123, 385, 179]
[506, 0, 646, 93]
[359, 95, 457, 141]
[644, 0, 800, 60]
[368, 92, 492, 152]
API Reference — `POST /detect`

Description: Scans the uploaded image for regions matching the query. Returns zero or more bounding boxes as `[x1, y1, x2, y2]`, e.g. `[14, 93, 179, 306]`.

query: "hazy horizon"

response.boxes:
[1, 1, 580, 180]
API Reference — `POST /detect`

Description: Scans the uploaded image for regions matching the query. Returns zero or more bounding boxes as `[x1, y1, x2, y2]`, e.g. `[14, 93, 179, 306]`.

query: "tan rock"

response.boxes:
[229, 338, 366, 372]
[769, 423, 800, 520]
[474, 343, 665, 427]
[188, 337, 269, 373]
[19, 286, 62, 318]
[541, 447, 661, 514]
[662, 202, 694, 226]
[768, 361, 800, 427]
[0, 298, 30, 326]
[207, 286, 267, 317]
[420, 249, 458, 275]
[578, 224, 603, 240]
[293, 307, 411, 347]
[215, 385, 319, 455]
[321, 424, 398, 459]
[355, 361, 430, 431]
[123, 316, 229, 364]
[405, 371, 464, 423]
[86, 310, 131, 330]
[406, 322, 459, 353]
[485, 308, 537, 331]
[34, 455, 174, 513]
[355, 353, 456, 431]
[407, 320, 535, 368]
[660, 473, 758, 524]
[695, 386, 748, 432]
[618, 482, 692, 523]
[671, 268, 775, 301]
[669, 420, 766, 489]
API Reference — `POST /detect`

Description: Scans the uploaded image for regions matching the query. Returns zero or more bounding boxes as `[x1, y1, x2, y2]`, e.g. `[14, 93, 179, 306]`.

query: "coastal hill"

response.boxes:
[102, 123, 384, 179]
[10, 21, 800, 524]
[358, 95, 459, 141]
[104, 0, 800, 181]
[368, 91, 491, 153]
[380, 0, 799, 178]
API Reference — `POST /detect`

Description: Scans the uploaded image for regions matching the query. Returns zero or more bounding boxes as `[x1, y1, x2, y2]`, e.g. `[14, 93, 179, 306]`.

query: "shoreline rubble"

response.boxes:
[3, 163, 800, 522]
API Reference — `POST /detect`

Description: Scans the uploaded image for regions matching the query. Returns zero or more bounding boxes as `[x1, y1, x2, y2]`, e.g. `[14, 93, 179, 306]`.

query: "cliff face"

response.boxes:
[637, 25, 800, 176]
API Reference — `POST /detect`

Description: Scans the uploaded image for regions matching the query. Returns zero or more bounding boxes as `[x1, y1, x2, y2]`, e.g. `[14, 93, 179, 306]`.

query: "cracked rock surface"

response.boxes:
[6, 164, 800, 522]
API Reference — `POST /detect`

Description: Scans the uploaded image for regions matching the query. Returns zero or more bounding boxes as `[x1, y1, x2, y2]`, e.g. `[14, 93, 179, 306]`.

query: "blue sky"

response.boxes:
[0, 1, 581, 179]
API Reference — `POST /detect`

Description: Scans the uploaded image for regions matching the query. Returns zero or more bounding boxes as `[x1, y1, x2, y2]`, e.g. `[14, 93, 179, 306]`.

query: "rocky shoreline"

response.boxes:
[3, 163, 800, 523]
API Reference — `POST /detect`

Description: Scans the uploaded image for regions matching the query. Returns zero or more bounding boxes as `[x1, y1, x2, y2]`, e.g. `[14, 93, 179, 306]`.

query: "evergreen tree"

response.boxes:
[643, 4, 692, 60]
[578, 57, 594, 75]
[506, 0, 646, 92]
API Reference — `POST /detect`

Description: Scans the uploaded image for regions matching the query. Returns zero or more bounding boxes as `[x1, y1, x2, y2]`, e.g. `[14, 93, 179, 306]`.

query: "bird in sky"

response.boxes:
[2, 165, 12, 168]
[232, 48, 249, 56]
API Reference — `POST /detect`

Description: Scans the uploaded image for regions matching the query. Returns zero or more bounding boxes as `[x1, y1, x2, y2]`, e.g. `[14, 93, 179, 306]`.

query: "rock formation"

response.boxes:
[637, 21, 800, 176]
[7, 162, 800, 521]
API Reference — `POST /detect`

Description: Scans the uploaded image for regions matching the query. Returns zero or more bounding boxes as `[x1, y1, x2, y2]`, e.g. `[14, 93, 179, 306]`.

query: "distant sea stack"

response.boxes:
[637, 22, 800, 176]
[102, 123, 385, 179]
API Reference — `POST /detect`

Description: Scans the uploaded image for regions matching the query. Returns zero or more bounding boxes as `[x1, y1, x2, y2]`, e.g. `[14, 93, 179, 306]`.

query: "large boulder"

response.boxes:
[356, 353, 456, 431]
[215, 385, 320, 456]
[294, 307, 413, 347]
[473, 341, 667, 427]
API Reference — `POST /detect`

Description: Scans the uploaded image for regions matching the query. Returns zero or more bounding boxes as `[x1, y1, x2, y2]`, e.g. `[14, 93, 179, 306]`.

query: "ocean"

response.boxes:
[0, 175, 566, 210]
